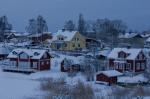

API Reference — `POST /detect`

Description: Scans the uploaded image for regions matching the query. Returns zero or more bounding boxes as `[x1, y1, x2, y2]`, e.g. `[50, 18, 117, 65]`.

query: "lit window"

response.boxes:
[47, 61, 49, 65]
[41, 62, 44, 65]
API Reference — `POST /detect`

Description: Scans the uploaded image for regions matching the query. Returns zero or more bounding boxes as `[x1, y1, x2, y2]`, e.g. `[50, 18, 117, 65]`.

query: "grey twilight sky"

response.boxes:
[0, 0, 150, 32]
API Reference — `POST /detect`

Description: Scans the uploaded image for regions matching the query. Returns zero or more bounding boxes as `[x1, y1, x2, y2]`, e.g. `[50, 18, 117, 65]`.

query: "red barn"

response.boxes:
[4, 48, 52, 73]
[108, 48, 147, 73]
[96, 70, 122, 85]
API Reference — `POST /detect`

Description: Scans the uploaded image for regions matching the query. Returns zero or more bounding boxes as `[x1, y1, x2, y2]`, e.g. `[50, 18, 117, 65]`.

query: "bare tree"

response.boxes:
[26, 15, 48, 34]
[64, 20, 75, 31]
[0, 15, 12, 41]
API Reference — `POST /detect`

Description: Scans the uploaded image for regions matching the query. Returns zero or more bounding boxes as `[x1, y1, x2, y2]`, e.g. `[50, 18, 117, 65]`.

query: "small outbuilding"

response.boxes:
[96, 70, 122, 85]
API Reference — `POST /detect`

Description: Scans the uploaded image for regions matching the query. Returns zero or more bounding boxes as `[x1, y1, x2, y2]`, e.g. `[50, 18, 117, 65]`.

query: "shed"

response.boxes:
[96, 70, 122, 85]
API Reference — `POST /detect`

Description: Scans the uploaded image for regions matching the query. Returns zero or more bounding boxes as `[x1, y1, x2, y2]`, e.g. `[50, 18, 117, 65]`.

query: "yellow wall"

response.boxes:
[51, 32, 86, 51]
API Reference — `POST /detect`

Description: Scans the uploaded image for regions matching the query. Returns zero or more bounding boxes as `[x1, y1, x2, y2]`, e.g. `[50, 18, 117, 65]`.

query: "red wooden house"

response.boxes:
[4, 48, 51, 73]
[96, 70, 122, 85]
[108, 48, 147, 73]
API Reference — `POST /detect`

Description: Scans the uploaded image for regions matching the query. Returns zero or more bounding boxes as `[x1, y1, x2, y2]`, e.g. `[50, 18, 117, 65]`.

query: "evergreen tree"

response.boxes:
[78, 14, 86, 35]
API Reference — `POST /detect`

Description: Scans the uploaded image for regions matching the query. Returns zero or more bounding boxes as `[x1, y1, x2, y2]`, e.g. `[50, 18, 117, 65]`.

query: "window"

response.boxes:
[43, 53, 47, 58]
[72, 43, 75, 47]
[139, 54, 143, 60]
[136, 63, 141, 70]
[78, 44, 80, 47]
[41, 62, 44, 65]
[114, 62, 118, 69]
[126, 63, 131, 70]
[118, 51, 126, 58]
[64, 43, 67, 47]
[47, 61, 49, 65]
[141, 63, 145, 69]
[59, 37, 64, 40]
[119, 63, 124, 69]
[34, 52, 40, 56]
[11, 61, 17, 67]
[33, 62, 37, 68]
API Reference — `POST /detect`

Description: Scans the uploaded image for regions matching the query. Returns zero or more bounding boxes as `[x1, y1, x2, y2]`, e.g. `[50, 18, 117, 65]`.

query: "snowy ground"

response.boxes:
[0, 69, 40, 99]
[0, 56, 112, 99]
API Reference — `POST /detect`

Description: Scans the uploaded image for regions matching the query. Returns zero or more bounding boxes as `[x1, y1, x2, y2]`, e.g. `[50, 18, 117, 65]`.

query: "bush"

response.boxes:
[40, 78, 94, 99]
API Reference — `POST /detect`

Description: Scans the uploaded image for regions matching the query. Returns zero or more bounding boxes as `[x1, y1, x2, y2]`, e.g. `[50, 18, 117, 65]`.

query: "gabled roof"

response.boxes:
[52, 30, 78, 41]
[98, 49, 111, 57]
[28, 32, 51, 38]
[97, 70, 122, 77]
[119, 33, 142, 39]
[7, 48, 49, 59]
[108, 48, 142, 60]
[146, 37, 150, 42]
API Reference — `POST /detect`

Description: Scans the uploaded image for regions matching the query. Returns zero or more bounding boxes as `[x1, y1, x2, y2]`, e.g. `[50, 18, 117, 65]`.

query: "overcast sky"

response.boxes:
[0, 0, 150, 32]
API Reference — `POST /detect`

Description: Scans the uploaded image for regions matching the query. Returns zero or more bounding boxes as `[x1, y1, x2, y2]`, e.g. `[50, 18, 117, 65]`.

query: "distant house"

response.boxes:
[144, 37, 150, 48]
[51, 30, 86, 51]
[96, 70, 122, 85]
[6, 32, 29, 43]
[28, 32, 52, 44]
[4, 48, 52, 73]
[60, 56, 83, 72]
[85, 38, 102, 50]
[0, 45, 11, 60]
[108, 48, 147, 73]
[96, 49, 111, 60]
[119, 33, 142, 39]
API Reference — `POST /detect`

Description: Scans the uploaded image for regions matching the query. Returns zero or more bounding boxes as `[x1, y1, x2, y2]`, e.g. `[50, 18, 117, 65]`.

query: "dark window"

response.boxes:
[72, 44, 75, 47]
[78, 44, 80, 47]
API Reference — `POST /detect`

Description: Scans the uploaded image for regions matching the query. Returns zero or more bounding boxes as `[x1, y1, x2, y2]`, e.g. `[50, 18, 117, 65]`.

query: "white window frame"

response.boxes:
[141, 63, 145, 69]
[47, 61, 49, 65]
[136, 63, 141, 70]
[126, 63, 131, 70]
[139, 54, 143, 60]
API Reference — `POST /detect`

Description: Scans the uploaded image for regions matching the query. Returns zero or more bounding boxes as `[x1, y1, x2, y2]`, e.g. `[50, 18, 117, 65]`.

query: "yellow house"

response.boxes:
[51, 30, 86, 51]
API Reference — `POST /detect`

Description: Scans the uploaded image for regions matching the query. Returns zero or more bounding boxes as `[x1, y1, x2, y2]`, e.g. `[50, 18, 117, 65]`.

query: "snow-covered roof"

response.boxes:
[119, 33, 141, 39]
[108, 48, 142, 60]
[118, 74, 148, 83]
[98, 49, 111, 57]
[140, 33, 150, 38]
[7, 48, 48, 59]
[146, 37, 150, 42]
[52, 30, 78, 41]
[97, 70, 122, 77]
[0, 44, 11, 55]
[28, 32, 51, 38]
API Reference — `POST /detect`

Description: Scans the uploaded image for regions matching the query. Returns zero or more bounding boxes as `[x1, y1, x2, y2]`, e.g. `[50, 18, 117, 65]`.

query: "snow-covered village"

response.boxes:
[1, 0, 150, 99]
